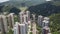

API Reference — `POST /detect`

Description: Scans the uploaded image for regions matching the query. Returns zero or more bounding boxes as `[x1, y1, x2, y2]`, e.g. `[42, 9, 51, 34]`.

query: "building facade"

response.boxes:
[0, 15, 8, 34]
[7, 13, 14, 28]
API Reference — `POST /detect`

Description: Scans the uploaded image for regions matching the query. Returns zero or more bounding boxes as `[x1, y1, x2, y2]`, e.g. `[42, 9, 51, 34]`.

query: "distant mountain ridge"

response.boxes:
[0, 0, 60, 8]
[0, 0, 47, 7]
[0, 0, 60, 15]
[28, 2, 60, 16]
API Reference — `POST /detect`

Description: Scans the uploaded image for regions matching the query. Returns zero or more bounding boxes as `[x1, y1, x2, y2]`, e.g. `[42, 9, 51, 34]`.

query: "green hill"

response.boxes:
[49, 13, 60, 34]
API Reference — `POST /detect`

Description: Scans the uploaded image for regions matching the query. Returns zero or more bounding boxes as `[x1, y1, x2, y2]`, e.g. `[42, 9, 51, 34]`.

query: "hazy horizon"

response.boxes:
[0, 0, 9, 3]
[0, 0, 52, 3]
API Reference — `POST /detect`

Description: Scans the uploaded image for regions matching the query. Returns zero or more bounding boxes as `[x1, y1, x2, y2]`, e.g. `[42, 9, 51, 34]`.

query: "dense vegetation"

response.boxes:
[28, 2, 60, 16]
[0, 5, 21, 14]
[49, 13, 60, 34]
[7, 29, 13, 34]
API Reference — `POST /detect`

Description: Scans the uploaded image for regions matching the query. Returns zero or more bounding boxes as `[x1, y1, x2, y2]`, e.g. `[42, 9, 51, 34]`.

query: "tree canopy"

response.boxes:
[49, 13, 60, 34]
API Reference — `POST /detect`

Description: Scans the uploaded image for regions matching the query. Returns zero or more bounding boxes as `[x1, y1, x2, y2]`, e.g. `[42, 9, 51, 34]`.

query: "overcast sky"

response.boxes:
[46, 0, 52, 1]
[0, 0, 52, 3]
[0, 0, 9, 3]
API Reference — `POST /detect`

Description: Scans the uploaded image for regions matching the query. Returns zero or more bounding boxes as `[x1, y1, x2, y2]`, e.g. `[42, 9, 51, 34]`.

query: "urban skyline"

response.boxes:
[0, 11, 51, 34]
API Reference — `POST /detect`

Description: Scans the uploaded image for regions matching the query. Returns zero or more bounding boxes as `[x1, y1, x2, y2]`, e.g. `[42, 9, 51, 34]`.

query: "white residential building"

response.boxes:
[14, 22, 28, 34]
[38, 15, 43, 26]
[0, 15, 8, 34]
[26, 11, 30, 22]
[19, 12, 25, 23]
[44, 17, 50, 21]
[7, 13, 14, 28]
[42, 26, 51, 34]
[42, 20, 49, 27]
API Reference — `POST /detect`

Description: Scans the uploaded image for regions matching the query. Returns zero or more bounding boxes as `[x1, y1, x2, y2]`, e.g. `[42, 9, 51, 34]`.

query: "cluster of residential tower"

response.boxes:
[0, 11, 51, 34]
